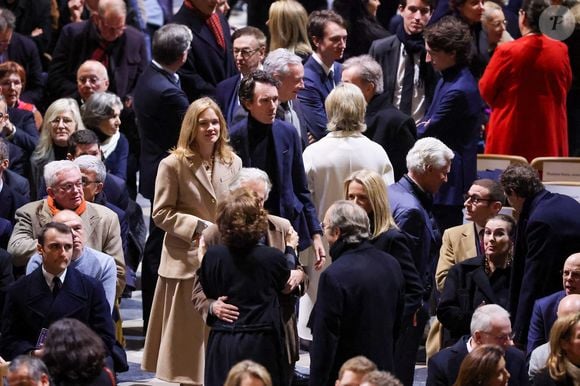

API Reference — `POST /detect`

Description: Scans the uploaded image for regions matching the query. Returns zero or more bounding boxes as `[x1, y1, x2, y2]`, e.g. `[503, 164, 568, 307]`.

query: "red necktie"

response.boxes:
[206, 12, 225, 50]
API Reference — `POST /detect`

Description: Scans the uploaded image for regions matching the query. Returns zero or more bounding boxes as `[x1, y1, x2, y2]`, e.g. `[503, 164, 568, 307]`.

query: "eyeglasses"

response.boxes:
[232, 47, 260, 59]
[50, 116, 74, 125]
[562, 270, 580, 281]
[464, 194, 495, 204]
[482, 331, 515, 342]
[0, 112, 7, 119]
[81, 178, 101, 186]
[54, 180, 83, 192]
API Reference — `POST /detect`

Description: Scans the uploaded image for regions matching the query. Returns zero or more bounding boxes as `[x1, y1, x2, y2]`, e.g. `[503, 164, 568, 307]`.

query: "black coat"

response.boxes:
[199, 244, 290, 386]
[437, 256, 510, 343]
[309, 241, 405, 386]
[6, 32, 44, 105]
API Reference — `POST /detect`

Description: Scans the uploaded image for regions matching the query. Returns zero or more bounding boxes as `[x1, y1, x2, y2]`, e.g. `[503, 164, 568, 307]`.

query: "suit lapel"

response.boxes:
[270, 121, 286, 191]
[48, 269, 88, 321]
[189, 9, 226, 58]
[186, 154, 217, 200]
[267, 217, 286, 251]
[25, 269, 52, 320]
[470, 266, 499, 304]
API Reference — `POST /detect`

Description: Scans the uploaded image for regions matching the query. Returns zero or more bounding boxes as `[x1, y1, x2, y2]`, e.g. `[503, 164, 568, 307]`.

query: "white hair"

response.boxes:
[470, 304, 511, 335]
[406, 137, 454, 174]
[43, 160, 80, 188]
[229, 167, 272, 199]
[73, 155, 107, 182]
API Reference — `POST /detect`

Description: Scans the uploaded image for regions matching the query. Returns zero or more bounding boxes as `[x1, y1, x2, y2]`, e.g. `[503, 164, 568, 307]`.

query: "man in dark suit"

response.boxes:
[215, 26, 266, 127]
[419, 17, 482, 232]
[230, 70, 325, 259]
[369, 0, 436, 124]
[0, 8, 43, 105]
[72, 60, 110, 105]
[427, 304, 528, 386]
[0, 222, 116, 360]
[0, 138, 28, 223]
[500, 164, 580, 348]
[310, 201, 404, 386]
[298, 10, 347, 143]
[132, 23, 191, 333]
[172, 0, 237, 102]
[527, 253, 580, 354]
[388, 137, 453, 386]
[263, 48, 309, 148]
[47, 0, 148, 101]
[341, 54, 416, 180]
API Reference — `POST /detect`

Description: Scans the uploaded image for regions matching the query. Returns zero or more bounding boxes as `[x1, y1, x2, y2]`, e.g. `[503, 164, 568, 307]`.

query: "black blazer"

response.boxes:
[437, 256, 510, 343]
[7, 32, 44, 105]
[0, 267, 116, 360]
[427, 335, 529, 386]
[364, 92, 416, 180]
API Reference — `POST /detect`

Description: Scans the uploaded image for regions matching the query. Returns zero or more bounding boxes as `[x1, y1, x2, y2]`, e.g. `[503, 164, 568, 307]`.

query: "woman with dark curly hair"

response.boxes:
[453, 344, 510, 386]
[42, 318, 115, 386]
[199, 188, 290, 386]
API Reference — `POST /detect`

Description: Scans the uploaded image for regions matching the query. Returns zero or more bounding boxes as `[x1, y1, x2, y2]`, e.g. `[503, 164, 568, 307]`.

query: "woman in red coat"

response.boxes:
[479, 0, 572, 162]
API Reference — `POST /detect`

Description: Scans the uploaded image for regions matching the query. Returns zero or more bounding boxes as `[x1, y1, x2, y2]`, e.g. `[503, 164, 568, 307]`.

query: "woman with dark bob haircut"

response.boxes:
[199, 188, 290, 386]
[42, 318, 115, 386]
[454, 344, 510, 386]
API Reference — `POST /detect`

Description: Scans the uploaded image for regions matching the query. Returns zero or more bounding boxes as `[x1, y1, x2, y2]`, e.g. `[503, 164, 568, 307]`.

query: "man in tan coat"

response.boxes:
[193, 167, 307, 386]
[427, 178, 504, 358]
[7, 160, 125, 295]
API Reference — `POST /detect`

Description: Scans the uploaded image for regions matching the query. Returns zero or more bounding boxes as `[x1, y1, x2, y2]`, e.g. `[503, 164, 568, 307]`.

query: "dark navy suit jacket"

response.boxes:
[7, 32, 44, 105]
[215, 74, 243, 126]
[0, 173, 28, 223]
[172, 5, 237, 102]
[417, 65, 481, 207]
[309, 241, 404, 386]
[0, 266, 116, 360]
[133, 62, 189, 200]
[427, 335, 529, 386]
[510, 189, 580, 345]
[230, 118, 321, 251]
[389, 176, 440, 296]
[7, 107, 39, 157]
[103, 172, 129, 212]
[297, 56, 342, 141]
[527, 290, 566, 355]
[103, 132, 129, 181]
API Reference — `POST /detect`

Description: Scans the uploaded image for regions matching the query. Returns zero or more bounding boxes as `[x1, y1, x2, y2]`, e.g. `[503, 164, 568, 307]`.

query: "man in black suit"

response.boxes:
[0, 8, 43, 105]
[263, 48, 308, 148]
[341, 54, 416, 180]
[73, 60, 110, 105]
[173, 0, 237, 102]
[0, 138, 27, 223]
[427, 304, 528, 386]
[0, 222, 116, 360]
[500, 164, 580, 347]
[132, 23, 191, 333]
[369, 0, 436, 124]
[310, 201, 404, 386]
[47, 0, 148, 101]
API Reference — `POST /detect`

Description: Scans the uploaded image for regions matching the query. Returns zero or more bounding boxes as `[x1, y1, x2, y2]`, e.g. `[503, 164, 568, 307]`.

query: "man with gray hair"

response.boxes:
[6, 355, 51, 386]
[388, 136, 453, 385]
[7, 160, 125, 296]
[427, 304, 527, 386]
[133, 22, 191, 332]
[342, 55, 416, 180]
[74, 60, 110, 104]
[193, 167, 305, 385]
[310, 200, 404, 386]
[263, 48, 308, 147]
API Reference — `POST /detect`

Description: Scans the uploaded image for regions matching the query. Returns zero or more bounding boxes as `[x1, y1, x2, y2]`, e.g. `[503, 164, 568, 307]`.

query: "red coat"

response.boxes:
[480, 34, 572, 162]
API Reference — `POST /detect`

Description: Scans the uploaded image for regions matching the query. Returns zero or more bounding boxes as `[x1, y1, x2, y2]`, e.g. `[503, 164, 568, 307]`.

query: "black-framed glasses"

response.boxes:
[463, 194, 495, 204]
[232, 47, 260, 59]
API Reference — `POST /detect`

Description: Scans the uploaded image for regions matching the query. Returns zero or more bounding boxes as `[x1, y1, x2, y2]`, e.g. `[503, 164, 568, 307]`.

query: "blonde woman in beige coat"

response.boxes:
[141, 97, 242, 386]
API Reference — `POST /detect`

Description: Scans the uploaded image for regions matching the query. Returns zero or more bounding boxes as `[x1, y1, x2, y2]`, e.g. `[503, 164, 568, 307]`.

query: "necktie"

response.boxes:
[325, 70, 335, 92]
[400, 51, 414, 115]
[91, 41, 110, 69]
[206, 12, 225, 50]
[52, 276, 62, 298]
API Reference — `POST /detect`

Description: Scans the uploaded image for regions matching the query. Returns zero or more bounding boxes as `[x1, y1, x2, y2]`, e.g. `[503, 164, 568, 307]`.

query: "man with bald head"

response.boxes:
[25, 210, 117, 313]
[527, 252, 580, 354]
[74, 60, 110, 104]
[529, 293, 580, 376]
[48, 0, 147, 100]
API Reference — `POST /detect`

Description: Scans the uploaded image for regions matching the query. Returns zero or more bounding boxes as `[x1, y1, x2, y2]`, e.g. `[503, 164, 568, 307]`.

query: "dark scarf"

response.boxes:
[329, 239, 363, 263]
[396, 22, 428, 86]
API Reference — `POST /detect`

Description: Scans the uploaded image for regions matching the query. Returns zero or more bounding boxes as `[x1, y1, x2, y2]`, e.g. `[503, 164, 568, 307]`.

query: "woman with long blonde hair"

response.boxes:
[142, 97, 241, 386]
[268, 0, 312, 61]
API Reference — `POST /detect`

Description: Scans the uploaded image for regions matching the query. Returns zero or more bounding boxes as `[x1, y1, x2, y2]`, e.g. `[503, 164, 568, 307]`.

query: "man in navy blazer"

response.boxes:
[230, 71, 325, 259]
[419, 17, 481, 232]
[298, 10, 346, 142]
[501, 164, 580, 348]
[310, 201, 404, 386]
[215, 26, 266, 127]
[427, 305, 528, 386]
[131, 23, 191, 332]
[388, 137, 453, 386]
[0, 222, 115, 360]
[0, 139, 28, 223]
[47, 0, 148, 101]
[172, 0, 237, 102]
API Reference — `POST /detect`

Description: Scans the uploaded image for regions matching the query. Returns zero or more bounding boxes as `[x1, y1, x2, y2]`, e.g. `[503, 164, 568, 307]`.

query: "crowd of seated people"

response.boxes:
[0, 0, 578, 385]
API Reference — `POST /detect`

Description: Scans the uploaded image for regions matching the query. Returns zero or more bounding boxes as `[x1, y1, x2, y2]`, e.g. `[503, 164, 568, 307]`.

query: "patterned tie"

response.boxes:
[52, 276, 62, 298]
[206, 12, 225, 50]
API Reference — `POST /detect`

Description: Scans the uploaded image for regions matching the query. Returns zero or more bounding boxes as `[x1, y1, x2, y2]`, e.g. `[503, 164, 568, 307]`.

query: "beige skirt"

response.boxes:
[142, 276, 208, 384]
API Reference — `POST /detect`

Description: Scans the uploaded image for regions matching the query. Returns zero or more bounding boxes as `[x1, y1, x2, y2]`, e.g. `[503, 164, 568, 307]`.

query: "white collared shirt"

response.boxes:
[42, 267, 67, 291]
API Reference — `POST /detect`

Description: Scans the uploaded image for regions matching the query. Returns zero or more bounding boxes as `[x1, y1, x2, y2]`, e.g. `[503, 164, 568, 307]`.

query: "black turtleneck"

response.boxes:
[53, 144, 68, 161]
